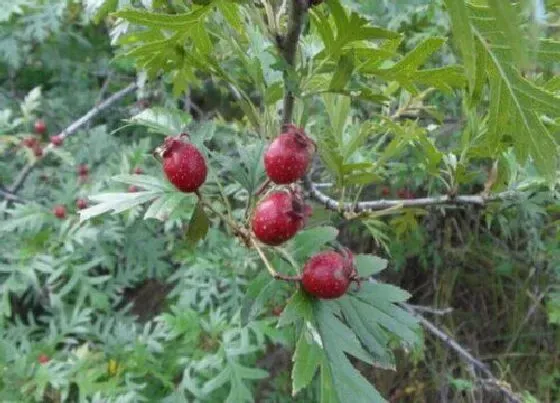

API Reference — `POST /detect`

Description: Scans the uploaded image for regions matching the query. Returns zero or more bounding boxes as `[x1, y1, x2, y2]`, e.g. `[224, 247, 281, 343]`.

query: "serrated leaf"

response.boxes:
[444, 0, 476, 90]
[112, 174, 174, 192]
[355, 282, 411, 303]
[126, 107, 192, 136]
[278, 290, 313, 327]
[79, 192, 160, 222]
[114, 8, 209, 30]
[354, 255, 387, 277]
[185, 202, 210, 243]
[292, 331, 321, 395]
[290, 227, 339, 261]
[144, 192, 192, 221]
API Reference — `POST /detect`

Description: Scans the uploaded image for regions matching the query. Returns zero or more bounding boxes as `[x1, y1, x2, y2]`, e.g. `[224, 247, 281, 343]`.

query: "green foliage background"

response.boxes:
[0, 0, 559, 402]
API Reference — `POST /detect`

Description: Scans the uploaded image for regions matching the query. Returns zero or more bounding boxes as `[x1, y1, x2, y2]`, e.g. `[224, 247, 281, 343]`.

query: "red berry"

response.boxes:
[133, 167, 143, 175]
[34, 119, 46, 135]
[33, 145, 43, 158]
[76, 199, 88, 210]
[38, 354, 50, 364]
[380, 186, 390, 196]
[78, 164, 89, 176]
[264, 125, 315, 184]
[272, 306, 284, 316]
[251, 190, 309, 246]
[53, 205, 66, 219]
[50, 135, 63, 147]
[397, 189, 407, 199]
[161, 134, 207, 193]
[128, 185, 139, 193]
[301, 250, 355, 299]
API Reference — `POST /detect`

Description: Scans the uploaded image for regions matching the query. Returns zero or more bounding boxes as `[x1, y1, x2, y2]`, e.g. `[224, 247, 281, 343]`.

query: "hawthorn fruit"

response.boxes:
[301, 250, 356, 299]
[33, 145, 43, 158]
[53, 205, 66, 219]
[76, 199, 88, 210]
[133, 167, 143, 175]
[50, 135, 63, 147]
[380, 186, 390, 196]
[251, 190, 310, 246]
[264, 125, 315, 184]
[78, 164, 89, 176]
[128, 185, 139, 193]
[34, 119, 46, 135]
[160, 134, 207, 193]
[23, 137, 37, 148]
[37, 354, 50, 364]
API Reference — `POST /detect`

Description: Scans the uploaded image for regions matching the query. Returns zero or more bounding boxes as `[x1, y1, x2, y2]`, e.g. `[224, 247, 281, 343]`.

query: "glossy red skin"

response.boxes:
[134, 167, 143, 174]
[264, 127, 313, 184]
[76, 199, 88, 210]
[128, 185, 139, 193]
[34, 120, 46, 135]
[78, 164, 89, 176]
[23, 137, 37, 148]
[53, 205, 66, 219]
[251, 191, 306, 246]
[302, 251, 352, 299]
[33, 146, 43, 158]
[38, 354, 50, 364]
[162, 139, 207, 193]
[50, 135, 63, 147]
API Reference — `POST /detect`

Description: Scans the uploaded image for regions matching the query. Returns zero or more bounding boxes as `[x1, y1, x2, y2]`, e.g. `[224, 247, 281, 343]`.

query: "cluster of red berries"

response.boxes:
[21, 119, 67, 158]
[157, 127, 358, 299]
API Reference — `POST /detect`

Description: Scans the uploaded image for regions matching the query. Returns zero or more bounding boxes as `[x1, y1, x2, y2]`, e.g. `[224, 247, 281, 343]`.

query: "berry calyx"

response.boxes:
[133, 167, 143, 175]
[50, 135, 63, 147]
[33, 145, 43, 158]
[76, 199, 88, 210]
[159, 134, 207, 193]
[53, 205, 66, 219]
[301, 250, 356, 299]
[264, 125, 315, 185]
[251, 189, 310, 246]
[34, 119, 46, 135]
[78, 164, 89, 176]
[128, 185, 139, 193]
[38, 354, 50, 364]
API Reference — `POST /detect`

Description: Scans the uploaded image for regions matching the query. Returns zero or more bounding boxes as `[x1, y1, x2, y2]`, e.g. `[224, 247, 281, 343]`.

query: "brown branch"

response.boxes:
[281, 0, 308, 125]
[0, 187, 24, 203]
[8, 83, 138, 194]
[304, 177, 521, 212]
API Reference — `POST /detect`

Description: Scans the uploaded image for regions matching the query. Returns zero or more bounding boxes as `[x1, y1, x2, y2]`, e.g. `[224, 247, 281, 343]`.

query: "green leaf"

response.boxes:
[444, 0, 476, 89]
[487, 0, 527, 67]
[292, 330, 322, 394]
[79, 192, 161, 222]
[185, 202, 210, 243]
[114, 8, 209, 30]
[112, 174, 174, 192]
[354, 282, 411, 304]
[278, 290, 314, 327]
[126, 107, 192, 136]
[354, 255, 387, 277]
[144, 192, 193, 221]
[290, 227, 339, 261]
[329, 54, 354, 91]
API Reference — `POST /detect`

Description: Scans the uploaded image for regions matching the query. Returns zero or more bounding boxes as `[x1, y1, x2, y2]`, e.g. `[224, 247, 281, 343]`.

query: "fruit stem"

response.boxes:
[252, 240, 302, 282]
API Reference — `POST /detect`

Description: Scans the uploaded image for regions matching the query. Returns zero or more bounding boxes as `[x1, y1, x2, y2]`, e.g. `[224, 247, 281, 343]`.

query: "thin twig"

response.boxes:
[8, 83, 138, 194]
[280, 0, 308, 125]
[0, 187, 24, 203]
[252, 240, 302, 281]
[404, 305, 522, 403]
[304, 177, 521, 212]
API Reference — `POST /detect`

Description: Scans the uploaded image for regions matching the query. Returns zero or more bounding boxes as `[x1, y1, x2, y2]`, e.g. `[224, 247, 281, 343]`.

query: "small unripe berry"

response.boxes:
[264, 125, 315, 184]
[78, 164, 89, 176]
[50, 135, 63, 147]
[34, 119, 46, 135]
[53, 205, 66, 219]
[251, 190, 310, 246]
[76, 199, 88, 210]
[160, 134, 207, 193]
[301, 250, 356, 299]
